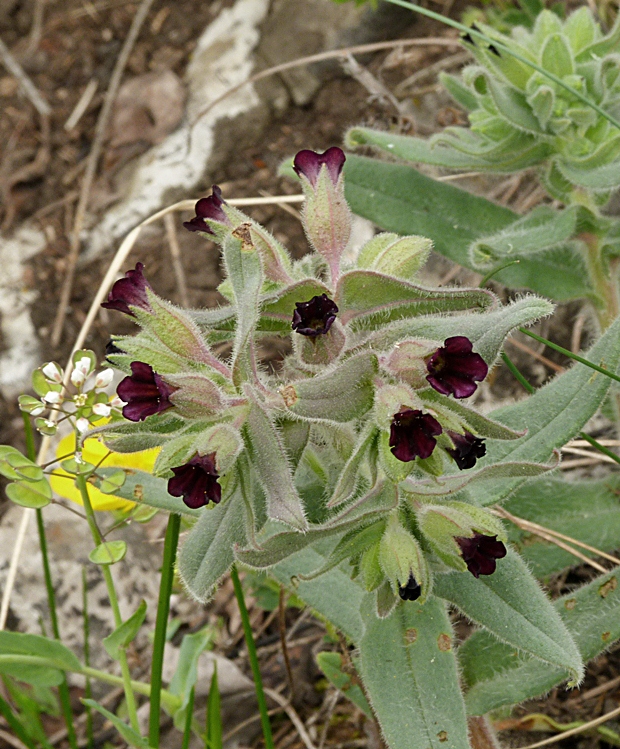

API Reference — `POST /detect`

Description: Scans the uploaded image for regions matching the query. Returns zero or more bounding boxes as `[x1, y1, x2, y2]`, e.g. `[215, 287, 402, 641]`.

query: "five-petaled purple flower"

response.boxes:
[398, 574, 422, 601]
[293, 147, 346, 188]
[117, 362, 176, 422]
[426, 336, 488, 399]
[168, 452, 221, 509]
[456, 533, 506, 578]
[101, 262, 152, 317]
[183, 185, 229, 234]
[447, 431, 486, 470]
[292, 294, 339, 337]
[389, 408, 443, 462]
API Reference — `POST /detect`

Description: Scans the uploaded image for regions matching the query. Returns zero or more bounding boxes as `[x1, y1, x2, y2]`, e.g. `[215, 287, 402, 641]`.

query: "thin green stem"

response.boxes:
[576, 432, 620, 466]
[82, 568, 94, 749]
[0, 654, 179, 713]
[502, 352, 535, 394]
[148, 512, 181, 748]
[0, 692, 37, 749]
[181, 687, 195, 749]
[22, 413, 79, 749]
[519, 327, 620, 385]
[76, 472, 140, 734]
[384, 0, 620, 133]
[230, 565, 275, 749]
[479, 259, 521, 287]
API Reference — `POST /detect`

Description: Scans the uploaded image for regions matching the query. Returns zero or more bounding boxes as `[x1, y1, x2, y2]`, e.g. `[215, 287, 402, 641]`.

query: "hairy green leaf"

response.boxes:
[359, 595, 470, 749]
[434, 549, 583, 682]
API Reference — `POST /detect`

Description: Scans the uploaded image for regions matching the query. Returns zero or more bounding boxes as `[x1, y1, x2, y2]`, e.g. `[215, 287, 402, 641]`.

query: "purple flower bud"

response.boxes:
[398, 573, 422, 601]
[183, 185, 229, 234]
[455, 533, 506, 578]
[389, 408, 443, 462]
[167, 452, 221, 509]
[116, 362, 176, 422]
[446, 431, 486, 470]
[426, 336, 488, 399]
[293, 147, 346, 188]
[101, 263, 152, 317]
[292, 294, 339, 337]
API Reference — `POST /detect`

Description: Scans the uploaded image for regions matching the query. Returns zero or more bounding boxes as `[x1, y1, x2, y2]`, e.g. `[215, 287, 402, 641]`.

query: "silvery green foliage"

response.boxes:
[342, 7, 620, 325]
[100, 150, 600, 749]
[348, 8, 620, 202]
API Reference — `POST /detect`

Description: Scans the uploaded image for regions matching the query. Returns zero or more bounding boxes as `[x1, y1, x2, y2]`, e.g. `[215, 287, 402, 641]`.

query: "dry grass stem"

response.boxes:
[506, 337, 565, 373]
[164, 212, 189, 307]
[561, 446, 619, 465]
[0, 36, 51, 115]
[50, 0, 157, 347]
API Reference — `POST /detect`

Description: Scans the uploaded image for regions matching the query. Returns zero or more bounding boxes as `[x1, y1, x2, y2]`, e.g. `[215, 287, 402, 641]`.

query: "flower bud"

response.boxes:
[357, 233, 432, 280]
[71, 369, 86, 387]
[165, 373, 224, 419]
[417, 501, 506, 575]
[95, 368, 114, 389]
[373, 383, 420, 430]
[76, 417, 90, 434]
[382, 340, 439, 389]
[379, 514, 431, 603]
[42, 391, 63, 405]
[42, 362, 63, 383]
[18, 395, 45, 416]
[92, 403, 111, 417]
[35, 418, 57, 436]
[293, 147, 351, 282]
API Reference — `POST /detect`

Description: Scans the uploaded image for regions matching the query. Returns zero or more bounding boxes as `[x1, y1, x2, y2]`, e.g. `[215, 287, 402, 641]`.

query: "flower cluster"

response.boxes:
[89, 145, 544, 618]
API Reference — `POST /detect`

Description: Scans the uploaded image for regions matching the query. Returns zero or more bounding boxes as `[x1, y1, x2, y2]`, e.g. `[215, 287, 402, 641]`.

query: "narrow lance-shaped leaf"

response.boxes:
[359, 595, 470, 749]
[358, 296, 555, 366]
[461, 566, 620, 715]
[434, 548, 584, 683]
[177, 484, 247, 603]
[244, 386, 308, 531]
[336, 269, 496, 330]
[221, 227, 263, 386]
[329, 423, 378, 507]
[341, 154, 590, 301]
[469, 205, 582, 270]
[0, 632, 83, 687]
[474, 314, 620, 506]
[280, 353, 377, 423]
[168, 627, 215, 727]
[236, 481, 398, 570]
[103, 601, 148, 660]
[82, 700, 149, 749]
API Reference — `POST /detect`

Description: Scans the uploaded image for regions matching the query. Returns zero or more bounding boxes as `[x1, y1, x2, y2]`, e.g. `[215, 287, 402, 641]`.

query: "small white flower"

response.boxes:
[76, 417, 90, 434]
[44, 419, 55, 429]
[71, 369, 86, 387]
[92, 403, 111, 417]
[76, 356, 93, 376]
[110, 396, 126, 409]
[74, 393, 87, 407]
[42, 391, 62, 404]
[42, 362, 63, 383]
[75, 451, 83, 464]
[30, 405, 45, 416]
[95, 368, 114, 389]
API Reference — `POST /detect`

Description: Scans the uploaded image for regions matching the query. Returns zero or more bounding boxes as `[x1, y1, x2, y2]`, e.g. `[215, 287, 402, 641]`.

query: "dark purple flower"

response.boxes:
[292, 294, 339, 337]
[426, 336, 488, 399]
[398, 574, 422, 601]
[293, 147, 346, 188]
[447, 431, 486, 470]
[183, 185, 228, 234]
[117, 362, 176, 422]
[168, 452, 221, 509]
[456, 533, 506, 578]
[101, 262, 152, 317]
[389, 409, 443, 462]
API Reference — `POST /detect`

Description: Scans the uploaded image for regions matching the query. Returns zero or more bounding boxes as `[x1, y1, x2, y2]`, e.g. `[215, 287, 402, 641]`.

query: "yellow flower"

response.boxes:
[50, 433, 159, 512]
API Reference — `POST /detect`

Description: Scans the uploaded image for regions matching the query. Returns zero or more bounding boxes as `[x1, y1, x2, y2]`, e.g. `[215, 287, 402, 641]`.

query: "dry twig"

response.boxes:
[50, 0, 158, 347]
[164, 212, 189, 307]
[518, 703, 620, 749]
[0, 36, 51, 116]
